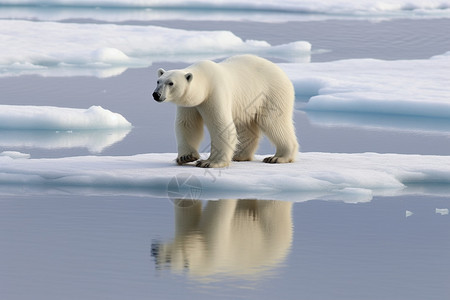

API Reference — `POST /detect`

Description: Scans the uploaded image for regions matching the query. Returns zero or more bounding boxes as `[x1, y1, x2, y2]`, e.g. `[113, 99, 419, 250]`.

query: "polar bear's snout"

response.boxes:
[153, 91, 162, 102]
[153, 88, 166, 102]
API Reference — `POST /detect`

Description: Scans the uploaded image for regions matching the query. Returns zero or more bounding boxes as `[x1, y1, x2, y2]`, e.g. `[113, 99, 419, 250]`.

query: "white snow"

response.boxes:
[1, 152, 450, 202]
[282, 52, 450, 119]
[0, 0, 449, 22]
[0, 20, 311, 77]
[0, 105, 132, 130]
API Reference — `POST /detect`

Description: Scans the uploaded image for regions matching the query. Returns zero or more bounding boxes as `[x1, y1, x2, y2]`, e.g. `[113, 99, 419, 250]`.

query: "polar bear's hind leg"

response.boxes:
[262, 121, 298, 163]
[233, 121, 261, 161]
[259, 100, 298, 164]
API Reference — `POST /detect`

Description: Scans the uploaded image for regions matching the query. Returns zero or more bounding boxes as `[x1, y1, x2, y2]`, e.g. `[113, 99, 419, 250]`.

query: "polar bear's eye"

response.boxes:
[168, 82, 174, 86]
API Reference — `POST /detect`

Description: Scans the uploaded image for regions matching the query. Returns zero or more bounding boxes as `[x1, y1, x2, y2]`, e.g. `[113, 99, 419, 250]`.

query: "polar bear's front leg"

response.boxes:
[196, 112, 237, 168]
[175, 107, 204, 165]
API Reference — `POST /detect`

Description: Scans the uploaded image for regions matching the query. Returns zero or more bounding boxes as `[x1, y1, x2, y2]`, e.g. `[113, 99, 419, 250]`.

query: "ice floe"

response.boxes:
[0, 20, 311, 77]
[1, 0, 449, 22]
[303, 111, 450, 138]
[0, 151, 30, 159]
[435, 208, 449, 215]
[1, 152, 450, 202]
[0, 105, 132, 130]
[0, 129, 131, 153]
[283, 52, 450, 119]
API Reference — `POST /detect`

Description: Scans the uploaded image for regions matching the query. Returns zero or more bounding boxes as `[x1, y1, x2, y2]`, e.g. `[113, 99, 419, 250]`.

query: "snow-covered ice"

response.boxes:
[1, 152, 450, 202]
[0, 105, 132, 130]
[283, 52, 450, 119]
[1, 0, 449, 22]
[0, 20, 311, 77]
[0, 105, 131, 152]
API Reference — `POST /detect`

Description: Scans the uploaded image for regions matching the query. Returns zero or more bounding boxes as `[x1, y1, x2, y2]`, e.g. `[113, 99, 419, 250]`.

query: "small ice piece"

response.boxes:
[435, 208, 449, 216]
[405, 210, 414, 218]
[0, 151, 30, 159]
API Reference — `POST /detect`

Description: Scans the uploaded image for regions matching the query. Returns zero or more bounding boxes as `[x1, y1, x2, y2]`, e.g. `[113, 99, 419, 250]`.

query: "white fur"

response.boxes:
[153, 54, 299, 168]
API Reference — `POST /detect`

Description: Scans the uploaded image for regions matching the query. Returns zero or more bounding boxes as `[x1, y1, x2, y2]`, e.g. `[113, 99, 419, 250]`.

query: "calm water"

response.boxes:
[1, 18, 449, 299]
[1, 195, 449, 300]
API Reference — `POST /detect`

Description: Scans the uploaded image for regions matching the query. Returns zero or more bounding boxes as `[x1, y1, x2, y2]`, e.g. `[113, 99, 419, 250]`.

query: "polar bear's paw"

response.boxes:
[176, 153, 200, 165]
[232, 154, 253, 162]
[263, 156, 294, 164]
[195, 160, 229, 168]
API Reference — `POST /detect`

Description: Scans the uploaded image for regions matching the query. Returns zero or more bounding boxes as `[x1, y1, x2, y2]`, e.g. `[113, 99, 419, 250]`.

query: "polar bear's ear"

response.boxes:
[185, 73, 193, 82]
[157, 68, 165, 77]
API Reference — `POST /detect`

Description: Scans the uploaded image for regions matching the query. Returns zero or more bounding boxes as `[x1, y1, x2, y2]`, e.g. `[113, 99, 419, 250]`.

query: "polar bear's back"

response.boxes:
[219, 55, 295, 120]
[219, 54, 291, 88]
[187, 54, 293, 100]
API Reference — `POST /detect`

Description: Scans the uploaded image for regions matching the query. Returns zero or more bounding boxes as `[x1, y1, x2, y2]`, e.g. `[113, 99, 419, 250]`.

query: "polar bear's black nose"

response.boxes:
[153, 92, 162, 102]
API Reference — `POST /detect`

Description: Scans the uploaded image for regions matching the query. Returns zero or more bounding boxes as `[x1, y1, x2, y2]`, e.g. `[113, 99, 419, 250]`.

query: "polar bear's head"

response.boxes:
[153, 68, 193, 105]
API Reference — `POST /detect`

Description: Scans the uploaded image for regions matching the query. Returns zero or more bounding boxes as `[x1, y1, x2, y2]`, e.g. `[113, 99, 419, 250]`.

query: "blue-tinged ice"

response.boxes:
[282, 52, 450, 119]
[1, 152, 450, 202]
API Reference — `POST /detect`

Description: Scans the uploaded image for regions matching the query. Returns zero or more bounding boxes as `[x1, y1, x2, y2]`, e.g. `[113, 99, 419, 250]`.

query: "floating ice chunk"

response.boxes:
[0, 105, 132, 130]
[281, 54, 450, 119]
[435, 208, 449, 215]
[0, 151, 30, 159]
[305, 111, 450, 137]
[405, 210, 413, 218]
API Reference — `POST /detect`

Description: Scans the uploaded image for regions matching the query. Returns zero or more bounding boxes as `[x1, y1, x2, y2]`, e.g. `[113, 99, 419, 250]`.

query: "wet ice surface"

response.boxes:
[1, 5, 450, 300]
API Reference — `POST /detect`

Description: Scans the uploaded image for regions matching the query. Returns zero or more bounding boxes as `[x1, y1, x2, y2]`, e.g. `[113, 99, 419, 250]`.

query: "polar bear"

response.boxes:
[152, 55, 298, 168]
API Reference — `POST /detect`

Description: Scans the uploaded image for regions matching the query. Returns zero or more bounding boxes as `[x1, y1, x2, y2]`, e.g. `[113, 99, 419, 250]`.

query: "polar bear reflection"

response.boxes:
[152, 199, 292, 279]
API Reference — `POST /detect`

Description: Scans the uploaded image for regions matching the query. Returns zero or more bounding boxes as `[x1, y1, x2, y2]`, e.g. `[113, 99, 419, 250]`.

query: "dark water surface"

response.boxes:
[143, 18, 450, 62]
